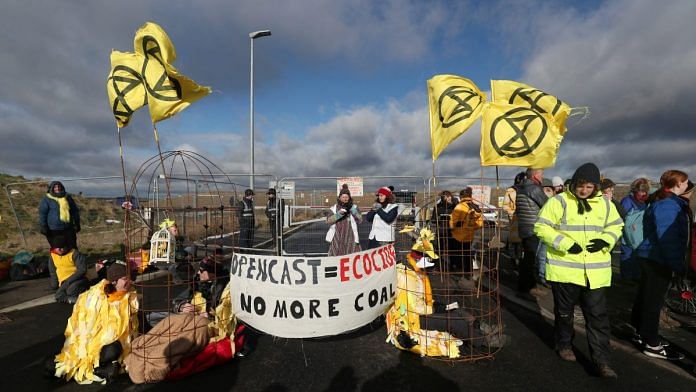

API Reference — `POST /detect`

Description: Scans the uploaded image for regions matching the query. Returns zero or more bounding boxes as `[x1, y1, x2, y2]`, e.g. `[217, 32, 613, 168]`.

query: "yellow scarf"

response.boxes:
[54, 280, 138, 384]
[45, 193, 71, 223]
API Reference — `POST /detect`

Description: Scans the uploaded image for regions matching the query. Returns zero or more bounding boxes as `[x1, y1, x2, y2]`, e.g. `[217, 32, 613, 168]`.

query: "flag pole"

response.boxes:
[152, 122, 174, 210]
[116, 124, 131, 261]
[432, 159, 436, 187]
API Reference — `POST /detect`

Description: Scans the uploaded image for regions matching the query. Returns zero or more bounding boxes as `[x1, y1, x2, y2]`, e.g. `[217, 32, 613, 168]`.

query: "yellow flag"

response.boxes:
[106, 51, 147, 127]
[480, 102, 562, 167]
[490, 80, 570, 134]
[428, 75, 487, 161]
[133, 22, 211, 123]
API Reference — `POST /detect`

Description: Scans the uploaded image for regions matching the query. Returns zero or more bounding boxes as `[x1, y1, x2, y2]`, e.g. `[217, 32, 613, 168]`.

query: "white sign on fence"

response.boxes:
[336, 177, 363, 197]
[279, 181, 295, 199]
[467, 185, 491, 204]
[230, 244, 397, 338]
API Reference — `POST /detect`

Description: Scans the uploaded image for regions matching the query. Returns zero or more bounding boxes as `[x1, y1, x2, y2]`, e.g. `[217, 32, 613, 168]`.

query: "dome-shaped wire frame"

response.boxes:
[385, 192, 504, 362]
[121, 150, 243, 379]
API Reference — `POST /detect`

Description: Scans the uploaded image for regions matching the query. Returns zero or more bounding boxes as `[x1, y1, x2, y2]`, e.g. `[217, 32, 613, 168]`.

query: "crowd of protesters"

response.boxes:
[498, 163, 695, 378]
[24, 172, 696, 383]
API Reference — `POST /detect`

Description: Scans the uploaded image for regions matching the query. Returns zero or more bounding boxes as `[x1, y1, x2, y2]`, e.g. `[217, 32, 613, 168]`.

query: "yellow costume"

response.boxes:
[208, 281, 237, 344]
[385, 228, 462, 358]
[54, 280, 139, 384]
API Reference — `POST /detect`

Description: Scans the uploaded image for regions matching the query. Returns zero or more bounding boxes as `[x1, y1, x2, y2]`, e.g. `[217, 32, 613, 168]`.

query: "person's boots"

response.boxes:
[93, 362, 119, 383]
[597, 363, 618, 378]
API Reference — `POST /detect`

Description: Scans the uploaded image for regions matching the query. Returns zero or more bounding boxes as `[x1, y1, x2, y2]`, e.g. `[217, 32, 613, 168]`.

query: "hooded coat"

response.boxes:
[39, 181, 80, 232]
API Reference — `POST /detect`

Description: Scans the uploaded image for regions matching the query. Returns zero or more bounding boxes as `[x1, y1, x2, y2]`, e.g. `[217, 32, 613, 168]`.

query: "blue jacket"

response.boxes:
[636, 193, 689, 273]
[38, 182, 80, 232]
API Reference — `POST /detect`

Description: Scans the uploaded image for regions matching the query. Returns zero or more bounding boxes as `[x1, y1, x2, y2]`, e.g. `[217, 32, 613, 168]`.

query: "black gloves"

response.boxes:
[567, 243, 583, 254]
[586, 238, 609, 253]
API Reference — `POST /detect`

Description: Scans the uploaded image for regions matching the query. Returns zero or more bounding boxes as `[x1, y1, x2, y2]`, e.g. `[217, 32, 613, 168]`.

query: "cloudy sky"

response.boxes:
[1, 0, 695, 188]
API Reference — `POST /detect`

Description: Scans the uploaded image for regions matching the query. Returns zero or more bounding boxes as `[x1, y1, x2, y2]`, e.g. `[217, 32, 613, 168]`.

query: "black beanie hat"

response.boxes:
[571, 163, 601, 185]
[571, 163, 600, 214]
[339, 184, 351, 197]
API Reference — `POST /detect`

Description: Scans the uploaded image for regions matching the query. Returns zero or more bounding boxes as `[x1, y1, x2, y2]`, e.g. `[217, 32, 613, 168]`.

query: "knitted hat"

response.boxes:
[266, 188, 276, 195]
[107, 260, 128, 282]
[376, 187, 392, 197]
[571, 163, 601, 186]
[570, 163, 601, 214]
[339, 184, 351, 197]
[600, 178, 616, 191]
[244, 189, 255, 197]
[552, 176, 564, 187]
[542, 178, 553, 187]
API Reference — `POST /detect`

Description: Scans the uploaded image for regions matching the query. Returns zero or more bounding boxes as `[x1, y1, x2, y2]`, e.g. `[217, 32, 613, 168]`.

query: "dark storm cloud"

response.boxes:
[516, 0, 696, 179]
[0, 0, 457, 179]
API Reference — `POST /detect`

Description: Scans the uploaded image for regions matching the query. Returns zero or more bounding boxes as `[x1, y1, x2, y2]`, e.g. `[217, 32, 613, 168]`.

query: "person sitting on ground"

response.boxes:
[51, 260, 139, 384]
[385, 227, 504, 358]
[172, 256, 230, 316]
[48, 247, 89, 304]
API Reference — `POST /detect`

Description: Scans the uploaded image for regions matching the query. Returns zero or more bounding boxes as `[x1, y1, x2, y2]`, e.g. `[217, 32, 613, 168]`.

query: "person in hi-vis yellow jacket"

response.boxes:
[534, 163, 623, 378]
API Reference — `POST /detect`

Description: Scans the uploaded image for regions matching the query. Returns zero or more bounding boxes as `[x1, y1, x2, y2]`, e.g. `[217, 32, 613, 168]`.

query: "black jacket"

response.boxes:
[238, 198, 255, 227]
[516, 179, 548, 238]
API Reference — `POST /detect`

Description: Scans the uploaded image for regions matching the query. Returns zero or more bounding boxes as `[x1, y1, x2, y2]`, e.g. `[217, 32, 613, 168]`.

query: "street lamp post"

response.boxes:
[249, 29, 272, 190]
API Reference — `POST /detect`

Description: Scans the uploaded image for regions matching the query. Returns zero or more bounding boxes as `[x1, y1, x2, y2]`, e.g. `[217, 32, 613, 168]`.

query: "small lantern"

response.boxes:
[149, 219, 176, 264]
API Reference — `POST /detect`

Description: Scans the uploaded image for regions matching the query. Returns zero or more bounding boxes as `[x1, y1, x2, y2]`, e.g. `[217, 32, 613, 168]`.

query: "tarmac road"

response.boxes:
[1, 291, 695, 391]
[1, 220, 695, 391]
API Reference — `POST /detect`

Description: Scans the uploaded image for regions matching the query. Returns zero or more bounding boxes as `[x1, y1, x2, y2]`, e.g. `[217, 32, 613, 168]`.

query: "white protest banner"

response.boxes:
[230, 244, 397, 338]
[337, 177, 363, 197]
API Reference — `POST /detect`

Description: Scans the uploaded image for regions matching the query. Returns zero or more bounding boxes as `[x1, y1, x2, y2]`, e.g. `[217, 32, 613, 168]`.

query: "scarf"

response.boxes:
[570, 190, 594, 215]
[46, 193, 71, 223]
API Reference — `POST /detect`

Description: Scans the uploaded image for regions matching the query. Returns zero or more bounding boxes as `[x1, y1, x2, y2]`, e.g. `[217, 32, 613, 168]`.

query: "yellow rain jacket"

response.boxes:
[449, 197, 484, 243]
[54, 280, 139, 384]
[534, 191, 623, 289]
[386, 255, 461, 358]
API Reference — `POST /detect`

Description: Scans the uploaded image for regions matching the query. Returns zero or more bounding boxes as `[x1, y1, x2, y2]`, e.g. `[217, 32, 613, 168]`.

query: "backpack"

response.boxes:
[622, 209, 645, 249]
